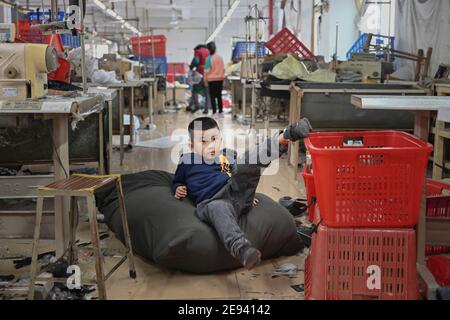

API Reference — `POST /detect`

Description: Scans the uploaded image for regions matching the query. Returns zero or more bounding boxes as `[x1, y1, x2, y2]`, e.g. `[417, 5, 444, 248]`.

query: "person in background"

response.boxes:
[204, 42, 225, 117]
[187, 44, 211, 114]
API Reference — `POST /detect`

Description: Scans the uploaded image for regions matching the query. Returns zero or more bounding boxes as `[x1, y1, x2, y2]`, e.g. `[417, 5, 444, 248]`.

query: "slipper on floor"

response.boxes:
[278, 196, 308, 217]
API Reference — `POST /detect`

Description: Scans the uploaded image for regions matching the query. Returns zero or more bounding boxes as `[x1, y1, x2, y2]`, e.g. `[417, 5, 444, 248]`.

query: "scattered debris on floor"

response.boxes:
[272, 263, 302, 278]
[0, 275, 15, 282]
[290, 284, 304, 293]
[46, 259, 71, 278]
[13, 251, 55, 269]
[48, 283, 96, 300]
[278, 196, 308, 217]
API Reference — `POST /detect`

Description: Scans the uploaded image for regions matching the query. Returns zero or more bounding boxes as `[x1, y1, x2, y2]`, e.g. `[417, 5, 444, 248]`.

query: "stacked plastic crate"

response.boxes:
[424, 179, 450, 288]
[166, 63, 187, 83]
[302, 131, 433, 300]
[16, 11, 81, 48]
[130, 36, 167, 75]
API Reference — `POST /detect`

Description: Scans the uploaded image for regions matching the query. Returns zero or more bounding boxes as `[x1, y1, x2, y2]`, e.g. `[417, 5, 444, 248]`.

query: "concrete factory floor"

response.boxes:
[0, 111, 309, 300]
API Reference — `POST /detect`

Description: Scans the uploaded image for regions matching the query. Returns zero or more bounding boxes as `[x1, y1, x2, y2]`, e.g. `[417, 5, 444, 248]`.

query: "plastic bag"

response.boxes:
[188, 70, 203, 85]
[270, 54, 309, 80]
[91, 70, 121, 84]
[67, 47, 98, 79]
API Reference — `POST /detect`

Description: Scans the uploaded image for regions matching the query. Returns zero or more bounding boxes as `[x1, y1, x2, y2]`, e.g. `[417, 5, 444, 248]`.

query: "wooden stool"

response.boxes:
[28, 174, 136, 300]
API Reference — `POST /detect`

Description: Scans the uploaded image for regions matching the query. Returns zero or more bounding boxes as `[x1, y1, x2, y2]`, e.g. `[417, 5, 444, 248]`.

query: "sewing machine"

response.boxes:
[336, 61, 383, 83]
[98, 54, 132, 80]
[0, 43, 58, 99]
[0, 23, 15, 42]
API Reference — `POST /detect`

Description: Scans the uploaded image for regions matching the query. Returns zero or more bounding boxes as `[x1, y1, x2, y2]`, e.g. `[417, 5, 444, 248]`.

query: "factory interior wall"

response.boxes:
[394, 0, 450, 80]
[275, 0, 314, 49]
[317, 0, 359, 61]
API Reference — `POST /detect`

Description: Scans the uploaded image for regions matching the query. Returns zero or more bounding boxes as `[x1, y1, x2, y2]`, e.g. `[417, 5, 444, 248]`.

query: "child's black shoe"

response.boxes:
[239, 246, 262, 270]
[283, 118, 313, 142]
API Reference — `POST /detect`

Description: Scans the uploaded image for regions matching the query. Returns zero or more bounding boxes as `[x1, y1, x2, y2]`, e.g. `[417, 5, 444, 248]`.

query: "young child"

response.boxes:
[172, 117, 312, 270]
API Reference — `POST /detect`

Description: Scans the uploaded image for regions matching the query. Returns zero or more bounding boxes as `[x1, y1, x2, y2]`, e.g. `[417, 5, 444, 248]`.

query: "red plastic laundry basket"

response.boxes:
[305, 222, 418, 300]
[426, 256, 450, 287]
[167, 63, 187, 75]
[266, 27, 315, 59]
[425, 179, 450, 218]
[130, 35, 167, 57]
[426, 245, 450, 256]
[15, 20, 49, 43]
[304, 131, 433, 228]
[301, 166, 316, 222]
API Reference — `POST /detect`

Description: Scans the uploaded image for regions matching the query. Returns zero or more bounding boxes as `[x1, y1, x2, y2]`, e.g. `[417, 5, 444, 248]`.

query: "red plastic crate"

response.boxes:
[301, 166, 316, 222]
[15, 20, 49, 43]
[304, 131, 433, 228]
[130, 35, 166, 57]
[426, 245, 450, 256]
[266, 27, 315, 59]
[426, 179, 450, 218]
[167, 63, 187, 75]
[305, 222, 418, 300]
[426, 256, 450, 287]
[166, 73, 175, 83]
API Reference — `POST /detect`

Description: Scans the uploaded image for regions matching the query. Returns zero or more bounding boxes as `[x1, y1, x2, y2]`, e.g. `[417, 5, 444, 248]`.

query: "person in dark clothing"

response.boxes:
[172, 117, 313, 270]
[204, 42, 225, 117]
[187, 45, 211, 114]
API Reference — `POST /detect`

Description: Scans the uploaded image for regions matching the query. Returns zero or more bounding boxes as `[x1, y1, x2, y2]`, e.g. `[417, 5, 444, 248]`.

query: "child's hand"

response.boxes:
[175, 186, 188, 200]
[252, 198, 259, 207]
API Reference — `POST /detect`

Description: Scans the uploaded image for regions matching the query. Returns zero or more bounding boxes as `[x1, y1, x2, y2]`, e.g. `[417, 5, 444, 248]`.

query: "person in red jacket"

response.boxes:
[187, 45, 211, 114]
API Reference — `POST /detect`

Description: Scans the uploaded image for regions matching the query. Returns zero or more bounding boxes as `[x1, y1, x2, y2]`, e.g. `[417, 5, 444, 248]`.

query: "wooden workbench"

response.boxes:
[90, 81, 147, 166]
[0, 95, 104, 257]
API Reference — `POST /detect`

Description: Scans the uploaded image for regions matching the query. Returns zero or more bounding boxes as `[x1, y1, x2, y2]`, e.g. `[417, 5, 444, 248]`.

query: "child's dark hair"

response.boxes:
[188, 117, 219, 141]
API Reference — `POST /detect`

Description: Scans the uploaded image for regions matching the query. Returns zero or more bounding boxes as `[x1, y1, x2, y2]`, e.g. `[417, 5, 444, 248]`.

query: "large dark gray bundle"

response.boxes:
[96, 170, 304, 274]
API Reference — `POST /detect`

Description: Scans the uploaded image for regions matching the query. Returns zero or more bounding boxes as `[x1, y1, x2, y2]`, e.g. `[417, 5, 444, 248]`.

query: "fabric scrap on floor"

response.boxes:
[291, 284, 305, 293]
[272, 263, 301, 278]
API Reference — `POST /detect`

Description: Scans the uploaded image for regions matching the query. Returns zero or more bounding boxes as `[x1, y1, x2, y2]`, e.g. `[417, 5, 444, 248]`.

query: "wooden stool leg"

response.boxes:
[116, 179, 137, 279]
[86, 194, 107, 300]
[28, 195, 44, 300]
[68, 197, 78, 264]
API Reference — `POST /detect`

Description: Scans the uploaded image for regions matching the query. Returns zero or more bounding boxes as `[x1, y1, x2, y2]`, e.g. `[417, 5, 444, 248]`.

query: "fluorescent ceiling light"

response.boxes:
[93, 0, 106, 11]
[106, 9, 117, 18]
[92, 0, 141, 37]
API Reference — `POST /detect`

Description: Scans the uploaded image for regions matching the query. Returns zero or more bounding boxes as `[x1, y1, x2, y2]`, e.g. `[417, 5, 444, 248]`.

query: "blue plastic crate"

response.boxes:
[346, 33, 395, 60]
[60, 33, 81, 48]
[27, 10, 65, 22]
[141, 56, 168, 74]
[232, 41, 265, 62]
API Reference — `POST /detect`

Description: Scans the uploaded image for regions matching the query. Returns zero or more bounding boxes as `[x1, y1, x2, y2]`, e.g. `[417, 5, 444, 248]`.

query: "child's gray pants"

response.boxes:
[195, 133, 287, 259]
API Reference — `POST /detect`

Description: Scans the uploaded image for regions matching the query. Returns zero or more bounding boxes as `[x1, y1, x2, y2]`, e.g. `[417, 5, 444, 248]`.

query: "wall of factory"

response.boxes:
[312, 0, 358, 61]
[161, 1, 271, 65]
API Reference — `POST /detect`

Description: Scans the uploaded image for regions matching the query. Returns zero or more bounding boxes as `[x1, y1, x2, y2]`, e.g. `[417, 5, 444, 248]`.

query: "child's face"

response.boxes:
[190, 128, 222, 160]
